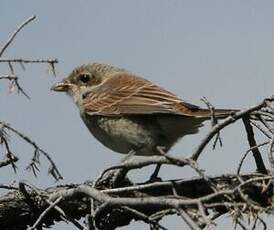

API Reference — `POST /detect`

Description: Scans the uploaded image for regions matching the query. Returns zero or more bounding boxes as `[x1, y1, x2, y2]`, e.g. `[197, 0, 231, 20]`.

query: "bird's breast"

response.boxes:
[80, 114, 156, 155]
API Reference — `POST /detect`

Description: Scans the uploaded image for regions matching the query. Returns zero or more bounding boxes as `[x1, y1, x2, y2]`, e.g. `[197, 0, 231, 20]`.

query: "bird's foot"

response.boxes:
[147, 175, 162, 183]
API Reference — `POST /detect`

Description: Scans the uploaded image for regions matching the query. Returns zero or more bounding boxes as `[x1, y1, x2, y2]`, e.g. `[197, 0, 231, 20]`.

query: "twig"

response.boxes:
[29, 196, 63, 230]
[0, 16, 36, 57]
[18, 182, 39, 215]
[201, 96, 223, 149]
[0, 131, 18, 171]
[0, 75, 17, 80]
[1, 121, 62, 180]
[242, 116, 267, 174]
[250, 120, 272, 139]
[177, 207, 201, 230]
[0, 154, 18, 169]
[0, 58, 58, 64]
[197, 201, 215, 228]
[236, 220, 248, 230]
[0, 184, 17, 190]
[237, 141, 270, 175]
[191, 97, 274, 161]
[121, 206, 167, 230]
[269, 138, 274, 174]
[45, 199, 84, 229]
[256, 216, 267, 230]
[0, 74, 30, 99]
[149, 209, 176, 222]
[0, 59, 58, 77]
[256, 114, 274, 134]
[8, 61, 14, 74]
[22, 182, 84, 230]
[87, 198, 97, 230]
[157, 147, 218, 192]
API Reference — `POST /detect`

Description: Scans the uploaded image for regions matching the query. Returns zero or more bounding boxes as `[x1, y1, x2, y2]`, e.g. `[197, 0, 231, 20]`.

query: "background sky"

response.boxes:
[1, 1, 274, 229]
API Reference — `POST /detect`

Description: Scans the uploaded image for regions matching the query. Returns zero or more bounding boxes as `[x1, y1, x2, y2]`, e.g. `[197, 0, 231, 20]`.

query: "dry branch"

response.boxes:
[0, 16, 58, 99]
[0, 121, 62, 181]
[1, 94, 274, 229]
[191, 96, 274, 162]
[0, 16, 36, 57]
[0, 15, 61, 182]
[0, 173, 273, 229]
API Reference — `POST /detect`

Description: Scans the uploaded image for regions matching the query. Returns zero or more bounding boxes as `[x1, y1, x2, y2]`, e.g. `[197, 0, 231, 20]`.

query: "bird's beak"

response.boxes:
[51, 81, 72, 92]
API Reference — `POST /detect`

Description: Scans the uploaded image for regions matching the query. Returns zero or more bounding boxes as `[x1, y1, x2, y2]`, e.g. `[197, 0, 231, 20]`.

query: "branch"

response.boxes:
[242, 116, 267, 174]
[191, 97, 274, 161]
[0, 58, 58, 76]
[0, 121, 62, 180]
[29, 196, 63, 230]
[0, 74, 30, 99]
[0, 16, 36, 57]
[0, 154, 18, 168]
[0, 173, 272, 229]
[0, 58, 58, 64]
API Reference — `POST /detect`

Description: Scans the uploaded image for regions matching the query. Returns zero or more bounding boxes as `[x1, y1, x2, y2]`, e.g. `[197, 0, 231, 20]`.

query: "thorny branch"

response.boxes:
[0, 16, 58, 98]
[0, 15, 36, 57]
[191, 96, 274, 161]
[0, 96, 274, 229]
[0, 123, 18, 171]
[0, 173, 273, 229]
[0, 15, 61, 182]
[242, 116, 268, 174]
[0, 58, 58, 78]
[0, 74, 30, 99]
[201, 96, 223, 149]
[0, 58, 58, 64]
[0, 122, 62, 180]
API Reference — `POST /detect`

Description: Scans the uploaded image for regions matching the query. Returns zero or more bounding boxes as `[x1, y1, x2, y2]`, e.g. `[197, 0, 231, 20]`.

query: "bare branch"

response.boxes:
[0, 121, 62, 180]
[0, 58, 58, 64]
[177, 207, 201, 230]
[0, 173, 273, 229]
[201, 96, 223, 149]
[191, 97, 274, 161]
[0, 154, 18, 169]
[0, 74, 30, 99]
[242, 116, 267, 174]
[29, 196, 63, 230]
[269, 138, 274, 174]
[0, 16, 36, 57]
[237, 141, 270, 175]
[0, 184, 17, 190]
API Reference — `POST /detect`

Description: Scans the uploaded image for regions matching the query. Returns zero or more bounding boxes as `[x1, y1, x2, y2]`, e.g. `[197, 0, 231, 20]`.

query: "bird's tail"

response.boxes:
[187, 108, 239, 119]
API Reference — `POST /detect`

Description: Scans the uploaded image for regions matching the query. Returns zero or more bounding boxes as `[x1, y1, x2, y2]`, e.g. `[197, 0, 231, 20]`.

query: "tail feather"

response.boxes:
[186, 108, 239, 119]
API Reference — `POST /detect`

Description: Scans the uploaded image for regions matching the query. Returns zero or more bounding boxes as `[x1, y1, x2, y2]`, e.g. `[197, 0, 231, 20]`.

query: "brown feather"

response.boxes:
[83, 72, 238, 117]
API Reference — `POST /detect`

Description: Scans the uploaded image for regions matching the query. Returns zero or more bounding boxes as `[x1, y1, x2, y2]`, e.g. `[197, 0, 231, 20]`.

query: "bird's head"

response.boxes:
[51, 63, 125, 106]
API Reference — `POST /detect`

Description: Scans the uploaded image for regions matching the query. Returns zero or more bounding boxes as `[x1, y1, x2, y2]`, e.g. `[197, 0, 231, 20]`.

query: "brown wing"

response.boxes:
[82, 73, 234, 117]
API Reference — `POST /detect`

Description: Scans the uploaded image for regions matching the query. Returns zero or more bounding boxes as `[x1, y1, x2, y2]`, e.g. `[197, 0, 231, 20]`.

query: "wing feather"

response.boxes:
[82, 73, 205, 116]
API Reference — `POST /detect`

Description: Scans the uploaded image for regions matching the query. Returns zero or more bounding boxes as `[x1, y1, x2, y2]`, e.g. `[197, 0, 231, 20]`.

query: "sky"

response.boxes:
[1, 0, 274, 229]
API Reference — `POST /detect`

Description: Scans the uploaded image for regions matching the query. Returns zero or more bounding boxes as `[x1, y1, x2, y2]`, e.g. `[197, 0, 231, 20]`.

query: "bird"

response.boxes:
[51, 63, 237, 179]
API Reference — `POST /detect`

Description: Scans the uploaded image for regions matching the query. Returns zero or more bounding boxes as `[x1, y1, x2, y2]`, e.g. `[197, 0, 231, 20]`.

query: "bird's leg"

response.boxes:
[112, 150, 136, 187]
[149, 146, 167, 181]
[149, 163, 162, 181]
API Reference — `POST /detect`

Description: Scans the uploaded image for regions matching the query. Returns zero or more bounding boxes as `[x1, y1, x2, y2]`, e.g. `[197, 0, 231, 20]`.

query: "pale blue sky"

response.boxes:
[1, 1, 274, 229]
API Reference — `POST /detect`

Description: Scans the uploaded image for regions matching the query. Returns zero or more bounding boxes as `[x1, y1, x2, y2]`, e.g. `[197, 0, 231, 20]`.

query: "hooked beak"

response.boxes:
[51, 81, 72, 92]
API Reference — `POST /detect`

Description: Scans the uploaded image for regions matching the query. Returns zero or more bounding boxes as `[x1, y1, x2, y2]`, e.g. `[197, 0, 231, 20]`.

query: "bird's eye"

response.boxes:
[79, 74, 91, 83]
